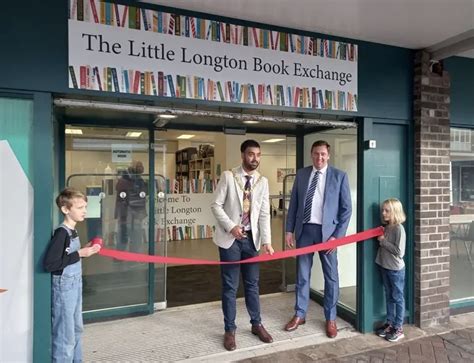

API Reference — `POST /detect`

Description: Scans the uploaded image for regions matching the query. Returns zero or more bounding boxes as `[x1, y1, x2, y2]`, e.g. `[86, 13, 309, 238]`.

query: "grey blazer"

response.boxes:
[211, 166, 271, 251]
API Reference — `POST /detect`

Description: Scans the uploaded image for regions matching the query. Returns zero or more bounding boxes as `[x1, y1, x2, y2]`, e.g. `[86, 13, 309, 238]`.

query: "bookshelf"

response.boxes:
[189, 157, 215, 180]
[175, 147, 197, 186]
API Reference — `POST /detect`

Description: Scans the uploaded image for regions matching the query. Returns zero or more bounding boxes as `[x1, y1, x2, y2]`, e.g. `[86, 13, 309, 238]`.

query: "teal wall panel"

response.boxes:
[358, 119, 412, 332]
[0, 0, 414, 121]
[32, 92, 54, 362]
[0, 98, 33, 181]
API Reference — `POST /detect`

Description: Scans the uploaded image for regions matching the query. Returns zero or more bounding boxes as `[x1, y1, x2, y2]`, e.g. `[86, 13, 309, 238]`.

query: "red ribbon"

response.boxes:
[98, 227, 383, 265]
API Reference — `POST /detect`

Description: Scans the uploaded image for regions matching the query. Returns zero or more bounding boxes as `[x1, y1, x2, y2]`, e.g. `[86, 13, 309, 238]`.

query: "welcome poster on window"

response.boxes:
[68, 1, 358, 111]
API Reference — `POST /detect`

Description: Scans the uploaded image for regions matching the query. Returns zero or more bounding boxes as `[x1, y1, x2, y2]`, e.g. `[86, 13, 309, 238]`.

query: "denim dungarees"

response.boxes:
[51, 225, 83, 363]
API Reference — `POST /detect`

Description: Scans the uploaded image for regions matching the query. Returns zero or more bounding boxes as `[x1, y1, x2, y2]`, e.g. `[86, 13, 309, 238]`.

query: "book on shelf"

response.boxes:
[156, 227, 166, 243]
[173, 179, 179, 194]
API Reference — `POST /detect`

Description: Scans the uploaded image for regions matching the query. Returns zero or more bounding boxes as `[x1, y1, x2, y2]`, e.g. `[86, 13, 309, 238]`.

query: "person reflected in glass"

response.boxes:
[115, 160, 147, 252]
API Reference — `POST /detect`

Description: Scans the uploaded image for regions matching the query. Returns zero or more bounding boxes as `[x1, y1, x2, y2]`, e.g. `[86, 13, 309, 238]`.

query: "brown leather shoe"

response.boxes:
[224, 331, 236, 351]
[326, 320, 337, 338]
[251, 324, 273, 343]
[284, 316, 306, 331]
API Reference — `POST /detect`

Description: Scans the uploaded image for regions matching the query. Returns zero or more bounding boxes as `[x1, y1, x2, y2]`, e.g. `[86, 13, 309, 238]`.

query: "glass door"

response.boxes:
[281, 173, 296, 291]
[65, 125, 166, 312]
[153, 142, 167, 308]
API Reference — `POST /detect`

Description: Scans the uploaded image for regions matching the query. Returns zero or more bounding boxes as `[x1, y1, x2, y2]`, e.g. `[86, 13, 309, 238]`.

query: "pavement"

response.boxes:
[241, 313, 474, 363]
[83, 292, 474, 362]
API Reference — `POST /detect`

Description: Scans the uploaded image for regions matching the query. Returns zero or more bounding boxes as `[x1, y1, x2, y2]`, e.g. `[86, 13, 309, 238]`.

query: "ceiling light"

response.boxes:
[65, 128, 83, 135]
[177, 134, 195, 139]
[158, 111, 177, 119]
[126, 131, 142, 138]
[243, 120, 260, 124]
[262, 138, 285, 143]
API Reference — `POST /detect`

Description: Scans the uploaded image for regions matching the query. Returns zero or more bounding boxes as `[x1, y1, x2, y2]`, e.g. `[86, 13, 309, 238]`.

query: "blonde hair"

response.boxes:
[56, 187, 87, 212]
[381, 198, 406, 225]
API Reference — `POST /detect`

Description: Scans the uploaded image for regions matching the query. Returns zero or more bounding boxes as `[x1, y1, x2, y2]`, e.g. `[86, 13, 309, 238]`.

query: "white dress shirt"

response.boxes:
[306, 165, 327, 225]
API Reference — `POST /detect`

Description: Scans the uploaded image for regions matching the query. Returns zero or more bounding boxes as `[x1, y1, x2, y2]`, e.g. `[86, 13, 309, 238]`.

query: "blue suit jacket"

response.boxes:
[286, 165, 352, 242]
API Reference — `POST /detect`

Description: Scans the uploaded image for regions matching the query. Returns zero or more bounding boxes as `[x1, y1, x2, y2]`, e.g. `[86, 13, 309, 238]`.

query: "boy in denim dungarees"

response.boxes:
[44, 188, 101, 362]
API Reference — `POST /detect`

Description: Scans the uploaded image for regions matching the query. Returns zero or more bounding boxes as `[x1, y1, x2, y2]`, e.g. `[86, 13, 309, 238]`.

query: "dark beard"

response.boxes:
[244, 161, 259, 171]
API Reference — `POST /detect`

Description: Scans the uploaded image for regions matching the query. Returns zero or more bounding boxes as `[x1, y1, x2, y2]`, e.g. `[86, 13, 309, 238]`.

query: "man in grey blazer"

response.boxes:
[211, 139, 274, 351]
[284, 140, 352, 338]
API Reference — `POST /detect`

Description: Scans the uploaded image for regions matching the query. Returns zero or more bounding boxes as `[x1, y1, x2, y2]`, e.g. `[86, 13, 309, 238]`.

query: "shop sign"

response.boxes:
[68, 1, 358, 111]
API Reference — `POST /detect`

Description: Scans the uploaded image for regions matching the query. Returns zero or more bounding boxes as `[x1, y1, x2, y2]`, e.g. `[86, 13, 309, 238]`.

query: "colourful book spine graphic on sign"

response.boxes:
[70, 0, 359, 111]
[167, 75, 176, 97]
[141, 8, 149, 31]
[69, 66, 78, 88]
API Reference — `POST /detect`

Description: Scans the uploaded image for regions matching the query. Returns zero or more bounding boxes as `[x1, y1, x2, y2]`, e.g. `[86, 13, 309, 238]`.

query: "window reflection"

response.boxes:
[450, 127, 474, 303]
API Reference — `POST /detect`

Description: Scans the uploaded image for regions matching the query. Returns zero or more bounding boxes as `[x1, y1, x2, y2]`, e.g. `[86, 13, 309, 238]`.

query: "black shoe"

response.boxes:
[386, 327, 405, 342]
[376, 323, 392, 338]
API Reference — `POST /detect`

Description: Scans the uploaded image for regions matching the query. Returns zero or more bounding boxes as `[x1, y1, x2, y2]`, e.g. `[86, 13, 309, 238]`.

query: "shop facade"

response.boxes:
[0, 1, 473, 361]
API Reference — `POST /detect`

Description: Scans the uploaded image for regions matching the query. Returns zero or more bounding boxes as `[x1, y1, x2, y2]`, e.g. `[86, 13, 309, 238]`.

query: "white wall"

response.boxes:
[0, 141, 33, 363]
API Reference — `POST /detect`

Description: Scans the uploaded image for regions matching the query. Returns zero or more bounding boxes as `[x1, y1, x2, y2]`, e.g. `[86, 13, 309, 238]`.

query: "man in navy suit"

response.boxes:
[284, 140, 352, 338]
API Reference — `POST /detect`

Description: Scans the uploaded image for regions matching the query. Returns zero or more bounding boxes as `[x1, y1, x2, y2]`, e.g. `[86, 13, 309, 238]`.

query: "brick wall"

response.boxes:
[413, 50, 451, 328]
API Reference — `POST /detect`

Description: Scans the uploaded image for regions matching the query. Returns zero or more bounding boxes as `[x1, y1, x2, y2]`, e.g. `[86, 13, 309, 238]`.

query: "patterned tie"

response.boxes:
[303, 171, 320, 223]
[241, 175, 252, 226]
